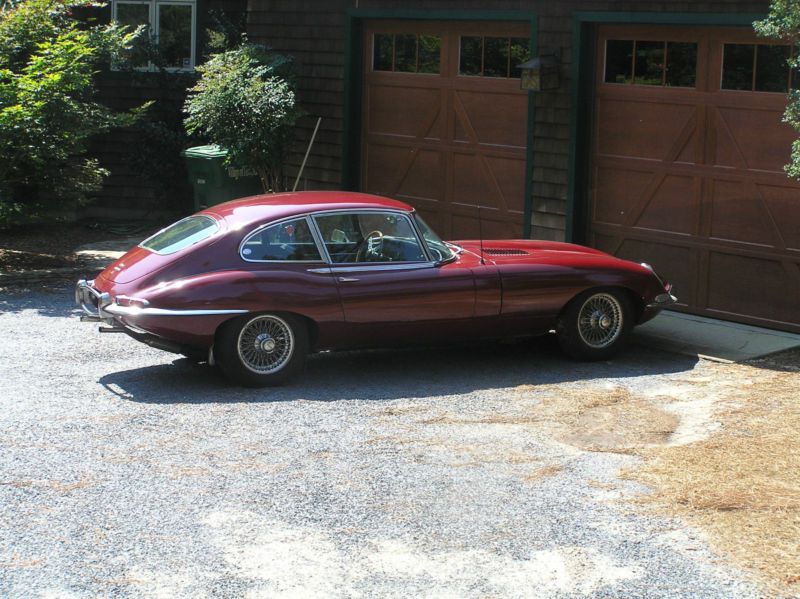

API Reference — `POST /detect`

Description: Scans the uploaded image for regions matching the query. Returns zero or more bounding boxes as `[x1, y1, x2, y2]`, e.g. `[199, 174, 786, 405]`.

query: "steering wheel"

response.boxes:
[355, 230, 384, 262]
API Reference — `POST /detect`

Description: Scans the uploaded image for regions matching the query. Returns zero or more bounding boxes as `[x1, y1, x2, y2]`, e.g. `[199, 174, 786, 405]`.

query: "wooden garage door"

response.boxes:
[590, 25, 800, 332]
[361, 21, 530, 239]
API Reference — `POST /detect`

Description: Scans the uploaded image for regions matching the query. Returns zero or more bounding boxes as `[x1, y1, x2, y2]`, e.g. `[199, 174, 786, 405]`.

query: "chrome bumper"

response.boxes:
[647, 293, 678, 308]
[75, 279, 248, 320]
[75, 279, 114, 322]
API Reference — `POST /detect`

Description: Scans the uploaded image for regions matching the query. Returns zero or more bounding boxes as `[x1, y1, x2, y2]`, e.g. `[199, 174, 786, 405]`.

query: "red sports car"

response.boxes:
[76, 192, 675, 386]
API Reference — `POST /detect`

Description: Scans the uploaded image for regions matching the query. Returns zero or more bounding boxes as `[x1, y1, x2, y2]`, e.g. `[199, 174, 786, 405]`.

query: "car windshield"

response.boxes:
[140, 215, 219, 255]
[414, 214, 455, 262]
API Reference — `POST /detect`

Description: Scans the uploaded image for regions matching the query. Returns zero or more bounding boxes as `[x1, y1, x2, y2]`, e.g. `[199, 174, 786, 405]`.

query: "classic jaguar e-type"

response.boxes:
[76, 192, 676, 386]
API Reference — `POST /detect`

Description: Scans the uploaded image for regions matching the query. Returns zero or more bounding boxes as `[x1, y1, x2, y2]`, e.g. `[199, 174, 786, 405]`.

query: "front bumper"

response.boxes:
[647, 293, 678, 309]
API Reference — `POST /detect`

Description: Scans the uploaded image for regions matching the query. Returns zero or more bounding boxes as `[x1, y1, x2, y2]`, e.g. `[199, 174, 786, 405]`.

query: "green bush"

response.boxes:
[0, 0, 145, 224]
[755, 2, 800, 178]
[184, 43, 302, 193]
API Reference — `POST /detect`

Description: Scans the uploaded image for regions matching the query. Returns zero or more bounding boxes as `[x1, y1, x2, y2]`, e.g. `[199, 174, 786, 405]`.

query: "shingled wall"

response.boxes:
[245, 0, 769, 241]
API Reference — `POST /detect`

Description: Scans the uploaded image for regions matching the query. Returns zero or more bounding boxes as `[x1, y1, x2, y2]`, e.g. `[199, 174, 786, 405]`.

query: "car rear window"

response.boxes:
[140, 215, 219, 255]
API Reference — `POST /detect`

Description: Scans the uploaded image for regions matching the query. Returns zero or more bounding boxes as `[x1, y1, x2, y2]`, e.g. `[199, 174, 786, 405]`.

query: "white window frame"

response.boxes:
[112, 0, 197, 72]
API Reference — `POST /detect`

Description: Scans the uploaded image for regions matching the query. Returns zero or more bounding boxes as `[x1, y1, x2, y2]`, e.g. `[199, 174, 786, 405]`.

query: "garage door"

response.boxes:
[361, 21, 530, 239]
[590, 25, 800, 332]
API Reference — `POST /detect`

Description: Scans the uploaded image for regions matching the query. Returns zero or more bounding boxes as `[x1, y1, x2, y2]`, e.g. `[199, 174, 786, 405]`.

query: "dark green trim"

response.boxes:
[195, 0, 204, 66]
[346, 8, 535, 22]
[341, 15, 362, 193]
[566, 11, 765, 243]
[521, 27, 536, 239]
[574, 11, 764, 27]
[343, 8, 538, 238]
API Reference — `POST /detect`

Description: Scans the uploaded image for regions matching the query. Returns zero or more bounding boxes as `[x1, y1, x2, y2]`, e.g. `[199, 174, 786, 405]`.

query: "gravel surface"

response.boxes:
[0, 286, 760, 598]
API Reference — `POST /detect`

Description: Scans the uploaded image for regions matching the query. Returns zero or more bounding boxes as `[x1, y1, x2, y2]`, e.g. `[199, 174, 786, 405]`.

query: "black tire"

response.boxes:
[180, 348, 207, 363]
[556, 289, 633, 361]
[215, 313, 308, 387]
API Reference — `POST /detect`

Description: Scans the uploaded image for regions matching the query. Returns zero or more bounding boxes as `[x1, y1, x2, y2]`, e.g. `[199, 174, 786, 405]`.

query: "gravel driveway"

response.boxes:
[0, 286, 759, 598]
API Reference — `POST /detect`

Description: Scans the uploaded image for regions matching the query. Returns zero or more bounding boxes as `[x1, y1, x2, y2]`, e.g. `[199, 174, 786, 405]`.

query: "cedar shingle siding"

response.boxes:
[85, 0, 247, 219]
[245, 0, 769, 241]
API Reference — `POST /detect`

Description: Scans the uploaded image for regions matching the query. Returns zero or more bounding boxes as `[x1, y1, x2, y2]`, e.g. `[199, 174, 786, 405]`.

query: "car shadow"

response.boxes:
[99, 336, 701, 404]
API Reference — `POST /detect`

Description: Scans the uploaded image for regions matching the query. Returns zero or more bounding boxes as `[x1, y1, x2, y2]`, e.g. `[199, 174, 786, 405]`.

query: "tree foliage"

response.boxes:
[755, 1, 800, 178]
[184, 43, 302, 193]
[0, 0, 144, 223]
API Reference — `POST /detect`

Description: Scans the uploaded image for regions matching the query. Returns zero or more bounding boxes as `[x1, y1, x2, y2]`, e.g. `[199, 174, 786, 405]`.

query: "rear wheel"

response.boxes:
[556, 289, 633, 361]
[216, 313, 307, 386]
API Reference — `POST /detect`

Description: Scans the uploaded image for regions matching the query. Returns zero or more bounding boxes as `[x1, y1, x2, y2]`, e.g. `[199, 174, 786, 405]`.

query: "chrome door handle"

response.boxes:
[337, 277, 359, 283]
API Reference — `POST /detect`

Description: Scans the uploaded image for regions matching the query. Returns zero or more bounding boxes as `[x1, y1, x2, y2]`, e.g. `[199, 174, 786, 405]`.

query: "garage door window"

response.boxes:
[373, 34, 441, 74]
[459, 36, 530, 78]
[721, 43, 793, 92]
[605, 40, 697, 87]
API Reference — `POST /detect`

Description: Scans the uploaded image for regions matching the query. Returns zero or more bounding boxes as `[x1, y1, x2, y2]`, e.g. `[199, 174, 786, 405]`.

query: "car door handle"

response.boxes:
[337, 277, 360, 283]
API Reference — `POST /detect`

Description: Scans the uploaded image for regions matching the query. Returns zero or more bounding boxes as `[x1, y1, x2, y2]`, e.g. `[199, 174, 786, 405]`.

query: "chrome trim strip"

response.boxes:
[104, 305, 249, 317]
[327, 262, 436, 273]
[307, 214, 329, 263]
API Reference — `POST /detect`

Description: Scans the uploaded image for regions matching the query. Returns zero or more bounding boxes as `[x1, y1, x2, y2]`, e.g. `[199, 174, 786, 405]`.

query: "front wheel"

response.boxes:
[215, 313, 308, 387]
[556, 289, 633, 361]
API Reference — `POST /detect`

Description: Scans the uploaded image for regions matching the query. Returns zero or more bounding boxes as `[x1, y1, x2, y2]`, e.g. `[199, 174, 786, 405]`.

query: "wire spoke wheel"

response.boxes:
[236, 315, 294, 374]
[576, 292, 624, 349]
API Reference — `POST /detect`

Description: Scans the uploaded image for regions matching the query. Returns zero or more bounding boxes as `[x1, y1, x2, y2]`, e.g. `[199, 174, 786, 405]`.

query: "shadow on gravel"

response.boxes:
[100, 336, 700, 404]
[0, 285, 80, 318]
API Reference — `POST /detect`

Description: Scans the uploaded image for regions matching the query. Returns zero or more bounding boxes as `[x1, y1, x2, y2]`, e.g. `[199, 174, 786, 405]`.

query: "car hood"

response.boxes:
[454, 239, 608, 262]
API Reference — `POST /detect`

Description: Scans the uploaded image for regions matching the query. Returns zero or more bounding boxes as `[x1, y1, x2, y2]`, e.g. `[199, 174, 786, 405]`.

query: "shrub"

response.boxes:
[755, 2, 800, 178]
[184, 43, 302, 193]
[0, 0, 145, 224]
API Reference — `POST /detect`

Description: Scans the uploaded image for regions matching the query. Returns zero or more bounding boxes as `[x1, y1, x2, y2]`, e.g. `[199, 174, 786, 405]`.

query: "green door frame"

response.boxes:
[343, 8, 538, 238]
[566, 11, 766, 243]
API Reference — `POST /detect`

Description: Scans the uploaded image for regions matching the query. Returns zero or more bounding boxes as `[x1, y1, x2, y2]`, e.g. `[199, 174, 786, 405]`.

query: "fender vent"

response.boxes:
[483, 248, 528, 256]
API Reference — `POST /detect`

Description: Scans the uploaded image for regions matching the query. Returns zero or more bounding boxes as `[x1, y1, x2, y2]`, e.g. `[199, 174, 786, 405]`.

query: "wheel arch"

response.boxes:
[213, 310, 320, 351]
[557, 285, 644, 323]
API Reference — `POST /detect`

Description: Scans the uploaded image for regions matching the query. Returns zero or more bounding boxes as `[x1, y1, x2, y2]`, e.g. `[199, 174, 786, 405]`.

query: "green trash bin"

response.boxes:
[181, 145, 263, 211]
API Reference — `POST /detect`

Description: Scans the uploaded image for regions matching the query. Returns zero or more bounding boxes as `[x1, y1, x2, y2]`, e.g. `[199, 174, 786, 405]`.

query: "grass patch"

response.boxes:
[624, 353, 800, 595]
[519, 385, 679, 453]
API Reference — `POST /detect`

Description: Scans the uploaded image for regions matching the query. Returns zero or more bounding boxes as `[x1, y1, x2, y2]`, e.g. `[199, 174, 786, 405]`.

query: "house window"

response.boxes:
[112, 0, 196, 71]
[373, 34, 441, 74]
[458, 36, 531, 78]
[604, 40, 698, 87]
[721, 43, 794, 92]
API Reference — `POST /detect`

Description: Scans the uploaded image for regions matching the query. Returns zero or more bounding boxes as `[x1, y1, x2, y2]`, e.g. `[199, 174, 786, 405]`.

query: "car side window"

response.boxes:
[314, 212, 427, 263]
[241, 217, 322, 262]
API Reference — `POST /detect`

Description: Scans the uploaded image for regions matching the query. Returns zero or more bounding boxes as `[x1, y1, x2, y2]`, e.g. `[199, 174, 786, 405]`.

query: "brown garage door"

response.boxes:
[590, 25, 800, 332]
[361, 21, 530, 239]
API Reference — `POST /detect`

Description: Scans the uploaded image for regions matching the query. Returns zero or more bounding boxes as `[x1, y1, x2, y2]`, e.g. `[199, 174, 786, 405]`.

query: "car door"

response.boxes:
[312, 210, 476, 342]
[239, 215, 345, 338]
